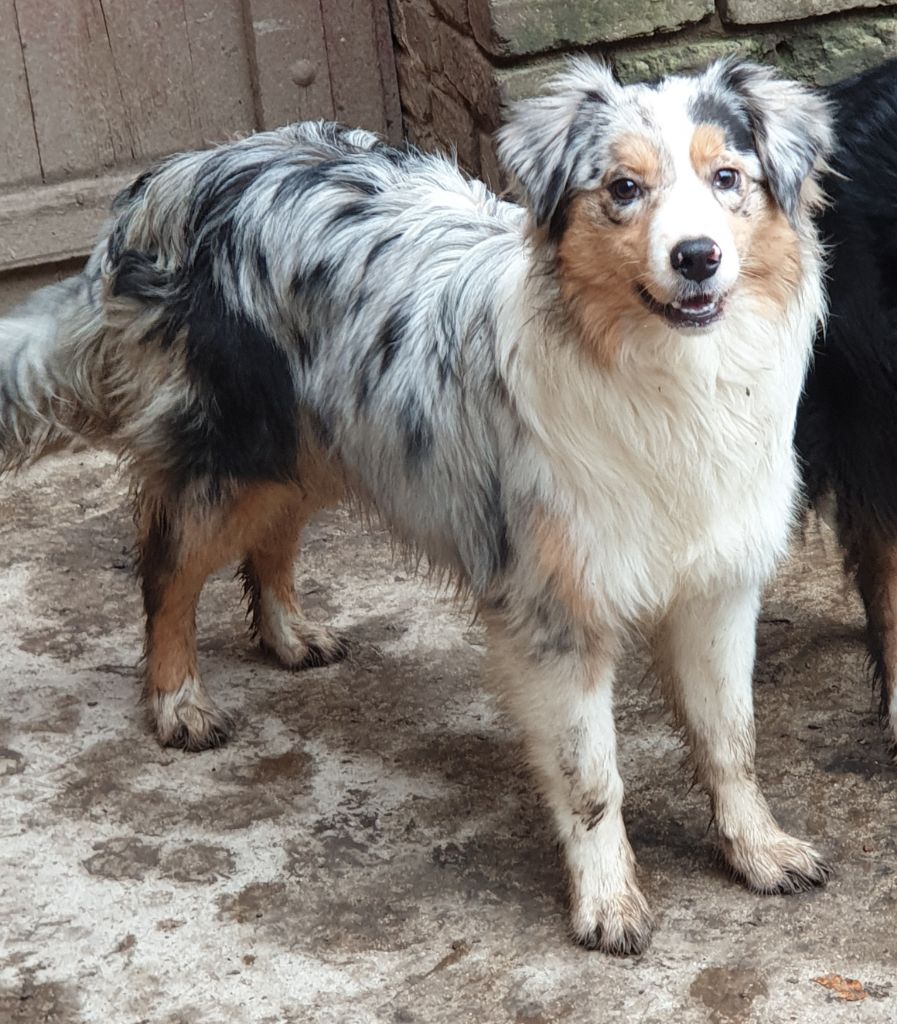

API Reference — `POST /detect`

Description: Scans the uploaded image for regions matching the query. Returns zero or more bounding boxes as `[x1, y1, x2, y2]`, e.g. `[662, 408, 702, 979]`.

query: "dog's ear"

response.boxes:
[712, 59, 833, 223]
[497, 59, 618, 241]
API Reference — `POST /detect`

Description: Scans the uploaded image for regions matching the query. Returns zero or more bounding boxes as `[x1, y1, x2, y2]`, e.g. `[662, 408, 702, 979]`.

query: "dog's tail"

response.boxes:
[0, 270, 109, 473]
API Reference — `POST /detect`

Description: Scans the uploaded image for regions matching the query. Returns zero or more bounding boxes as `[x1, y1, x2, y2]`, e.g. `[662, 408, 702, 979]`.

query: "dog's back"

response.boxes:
[796, 59, 897, 744]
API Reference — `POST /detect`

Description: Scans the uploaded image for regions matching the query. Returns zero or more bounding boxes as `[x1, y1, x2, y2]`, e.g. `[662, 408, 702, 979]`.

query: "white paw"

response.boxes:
[259, 604, 348, 670]
[721, 828, 832, 894]
[150, 676, 233, 751]
[569, 879, 654, 955]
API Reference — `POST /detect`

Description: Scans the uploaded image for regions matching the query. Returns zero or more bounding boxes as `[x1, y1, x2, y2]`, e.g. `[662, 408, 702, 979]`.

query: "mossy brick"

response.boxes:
[395, 52, 433, 122]
[469, 0, 714, 57]
[437, 20, 501, 125]
[432, 0, 470, 29]
[495, 12, 897, 104]
[719, 0, 894, 26]
[394, 0, 441, 71]
[768, 14, 897, 84]
[431, 88, 480, 171]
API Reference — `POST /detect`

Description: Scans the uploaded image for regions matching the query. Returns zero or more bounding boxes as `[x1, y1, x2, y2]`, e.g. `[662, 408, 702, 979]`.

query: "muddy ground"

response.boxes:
[0, 451, 895, 1023]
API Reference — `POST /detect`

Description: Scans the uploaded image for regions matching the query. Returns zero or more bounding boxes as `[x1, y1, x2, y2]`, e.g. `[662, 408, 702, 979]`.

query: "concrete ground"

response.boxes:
[1, 451, 895, 1024]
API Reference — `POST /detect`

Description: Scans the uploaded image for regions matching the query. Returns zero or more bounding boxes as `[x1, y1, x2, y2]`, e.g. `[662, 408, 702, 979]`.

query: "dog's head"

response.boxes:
[497, 58, 833, 355]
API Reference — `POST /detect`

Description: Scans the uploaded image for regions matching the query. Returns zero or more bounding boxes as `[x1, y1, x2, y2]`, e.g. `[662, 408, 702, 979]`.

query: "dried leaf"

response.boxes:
[812, 974, 867, 1001]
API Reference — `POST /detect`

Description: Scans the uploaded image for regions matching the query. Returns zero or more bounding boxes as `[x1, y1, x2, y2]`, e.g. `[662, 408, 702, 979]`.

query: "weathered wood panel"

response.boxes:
[0, 0, 402, 272]
[13, 0, 134, 180]
[370, 0, 403, 141]
[243, 0, 334, 128]
[0, 0, 42, 186]
[98, 0, 254, 156]
[0, 170, 135, 270]
[11, 0, 257, 182]
[184, 0, 256, 142]
[322, 0, 390, 134]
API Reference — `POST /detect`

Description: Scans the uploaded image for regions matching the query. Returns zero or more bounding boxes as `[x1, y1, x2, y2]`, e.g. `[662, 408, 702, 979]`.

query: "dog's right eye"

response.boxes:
[609, 178, 642, 204]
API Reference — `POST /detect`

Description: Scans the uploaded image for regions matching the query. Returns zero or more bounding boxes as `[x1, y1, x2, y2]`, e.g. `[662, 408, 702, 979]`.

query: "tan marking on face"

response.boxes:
[557, 192, 653, 363]
[689, 123, 728, 178]
[733, 193, 802, 315]
[689, 124, 802, 316]
[610, 133, 664, 188]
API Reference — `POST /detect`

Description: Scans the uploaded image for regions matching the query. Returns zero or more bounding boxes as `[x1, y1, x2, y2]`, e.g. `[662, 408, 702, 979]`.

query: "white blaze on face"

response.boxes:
[643, 83, 740, 301]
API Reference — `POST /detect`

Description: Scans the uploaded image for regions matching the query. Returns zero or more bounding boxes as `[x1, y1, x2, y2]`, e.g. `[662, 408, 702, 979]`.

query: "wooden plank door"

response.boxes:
[0, 0, 401, 273]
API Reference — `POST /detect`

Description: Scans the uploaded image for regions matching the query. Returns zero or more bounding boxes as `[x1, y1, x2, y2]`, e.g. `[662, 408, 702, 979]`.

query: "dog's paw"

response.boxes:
[721, 829, 832, 894]
[262, 619, 349, 671]
[569, 883, 654, 956]
[150, 677, 234, 752]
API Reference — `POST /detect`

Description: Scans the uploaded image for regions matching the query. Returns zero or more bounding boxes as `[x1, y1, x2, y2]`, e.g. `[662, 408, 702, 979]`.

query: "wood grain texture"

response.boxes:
[244, 0, 334, 128]
[0, 0, 399, 271]
[370, 0, 403, 142]
[183, 0, 256, 142]
[14, 0, 135, 180]
[321, 0, 388, 134]
[0, 0, 42, 186]
[0, 170, 135, 269]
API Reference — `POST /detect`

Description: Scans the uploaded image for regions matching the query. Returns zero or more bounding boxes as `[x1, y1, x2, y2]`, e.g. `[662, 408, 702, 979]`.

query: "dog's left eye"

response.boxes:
[713, 168, 740, 191]
[609, 178, 642, 203]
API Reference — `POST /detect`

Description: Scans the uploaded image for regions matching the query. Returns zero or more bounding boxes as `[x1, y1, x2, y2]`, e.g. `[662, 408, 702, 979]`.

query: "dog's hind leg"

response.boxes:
[137, 496, 235, 751]
[138, 481, 312, 750]
[238, 491, 348, 669]
[658, 582, 831, 893]
[851, 532, 897, 753]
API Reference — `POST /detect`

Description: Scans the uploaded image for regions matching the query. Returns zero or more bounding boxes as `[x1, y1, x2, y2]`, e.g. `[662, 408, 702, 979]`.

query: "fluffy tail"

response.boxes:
[0, 271, 108, 472]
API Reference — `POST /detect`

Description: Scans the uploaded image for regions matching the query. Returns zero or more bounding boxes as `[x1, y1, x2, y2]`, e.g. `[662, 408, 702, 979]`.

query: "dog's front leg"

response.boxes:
[658, 582, 831, 893]
[495, 634, 652, 954]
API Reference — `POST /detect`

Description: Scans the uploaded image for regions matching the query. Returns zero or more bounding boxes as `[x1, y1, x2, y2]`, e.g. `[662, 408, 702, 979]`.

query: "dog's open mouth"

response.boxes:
[637, 287, 725, 328]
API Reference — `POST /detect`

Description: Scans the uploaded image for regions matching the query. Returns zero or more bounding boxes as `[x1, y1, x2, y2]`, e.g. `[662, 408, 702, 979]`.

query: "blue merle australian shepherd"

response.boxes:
[797, 59, 897, 756]
[0, 59, 832, 953]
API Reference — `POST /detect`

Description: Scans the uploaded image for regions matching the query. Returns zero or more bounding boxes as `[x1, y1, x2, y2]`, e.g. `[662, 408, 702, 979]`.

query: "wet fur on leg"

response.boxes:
[239, 560, 349, 669]
[571, 887, 654, 956]
[148, 675, 234, 751]
[717, 835, 833, 894]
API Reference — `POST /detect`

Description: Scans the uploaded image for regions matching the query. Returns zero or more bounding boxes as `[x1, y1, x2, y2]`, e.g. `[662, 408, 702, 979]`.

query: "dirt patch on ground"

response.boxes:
[2, 455, 896, 1023]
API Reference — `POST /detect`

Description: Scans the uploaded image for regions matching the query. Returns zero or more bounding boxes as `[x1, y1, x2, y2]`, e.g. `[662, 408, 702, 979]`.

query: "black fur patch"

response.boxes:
[401, 397, 433, 468]
[354, 305, 411, 411]
[484, 470, 511, 577]
[137, 503, 178, 619]
[291, 257, 341, 300]
[362, 232, 401, 273]
[688, 92, 754, 153]
[543, 162, 572, 244]
[374, 306, 408, 377]
[111, 250, 172, 306]
[328, 199, 371, 228]
[163, 278, 301, 493]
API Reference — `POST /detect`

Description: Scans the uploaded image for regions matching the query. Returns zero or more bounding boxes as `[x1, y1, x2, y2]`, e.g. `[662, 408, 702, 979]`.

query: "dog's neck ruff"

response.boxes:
[496, 230, 823, 622]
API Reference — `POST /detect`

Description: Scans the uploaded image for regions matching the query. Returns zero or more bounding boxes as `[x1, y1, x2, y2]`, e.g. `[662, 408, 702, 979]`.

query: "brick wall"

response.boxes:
[389, 0, 897, 187]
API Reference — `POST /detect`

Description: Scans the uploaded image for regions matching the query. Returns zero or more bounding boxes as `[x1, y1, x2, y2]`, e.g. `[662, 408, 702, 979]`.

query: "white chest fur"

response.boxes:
[502, 253, 822, 625]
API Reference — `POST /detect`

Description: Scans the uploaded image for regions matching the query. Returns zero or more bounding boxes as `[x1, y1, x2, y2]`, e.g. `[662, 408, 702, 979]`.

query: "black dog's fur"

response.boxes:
[796, 59, 897, 746]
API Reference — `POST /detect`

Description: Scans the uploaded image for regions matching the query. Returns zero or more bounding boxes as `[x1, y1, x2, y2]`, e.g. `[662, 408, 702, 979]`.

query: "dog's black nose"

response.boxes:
[670, 237, 721, 282]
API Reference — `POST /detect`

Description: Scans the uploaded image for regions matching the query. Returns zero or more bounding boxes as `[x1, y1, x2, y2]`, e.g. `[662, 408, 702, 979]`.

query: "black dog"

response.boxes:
[796, 58, 897, 750]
